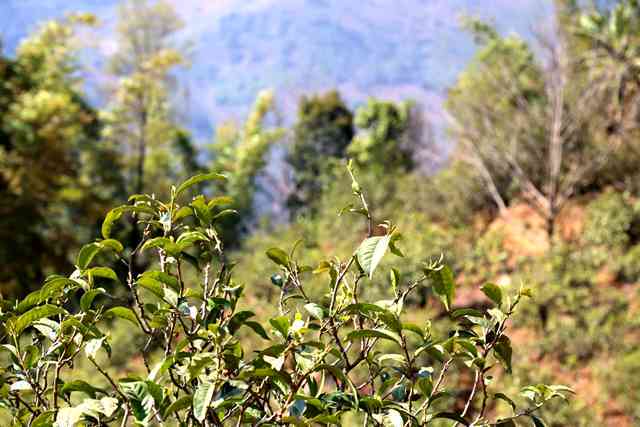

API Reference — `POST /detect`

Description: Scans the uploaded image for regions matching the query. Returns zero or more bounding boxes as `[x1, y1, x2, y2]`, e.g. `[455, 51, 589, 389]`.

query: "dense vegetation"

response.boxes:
[0, 0, 639, 425]
[0, 170, 573, 426]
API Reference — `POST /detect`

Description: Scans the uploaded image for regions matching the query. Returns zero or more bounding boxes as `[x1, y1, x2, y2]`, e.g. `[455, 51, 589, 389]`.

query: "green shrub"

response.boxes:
[618, 243, 640, 282]
[583, 191, 635, 249]
[0, 168, 571, 426]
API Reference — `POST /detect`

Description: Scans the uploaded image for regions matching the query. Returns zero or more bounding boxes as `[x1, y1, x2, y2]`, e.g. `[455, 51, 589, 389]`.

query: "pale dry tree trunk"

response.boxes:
[454, 24, 619, 244]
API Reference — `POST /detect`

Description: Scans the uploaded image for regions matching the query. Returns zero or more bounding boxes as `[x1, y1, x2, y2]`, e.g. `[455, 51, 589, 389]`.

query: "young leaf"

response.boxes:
[429, 265, 455, 311]
[481, 283, 503, 308]
[356, 235, 391, 279]
[175, 172, 226, 197]
[266, 248, 290, 267]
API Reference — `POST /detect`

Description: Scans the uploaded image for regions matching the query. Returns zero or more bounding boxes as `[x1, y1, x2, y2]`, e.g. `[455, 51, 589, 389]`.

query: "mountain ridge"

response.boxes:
[0, 0, 551, 140]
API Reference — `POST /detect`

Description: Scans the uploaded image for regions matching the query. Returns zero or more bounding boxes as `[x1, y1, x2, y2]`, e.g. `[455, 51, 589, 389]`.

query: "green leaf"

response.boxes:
[80, 288, 108, 311]
[99, 239, 124, 253]
[104, 307, 139, 327]
[175, 172, 226, 197]
[163, 395, 192, 419]
[266, 248, 290, 267]
[431, 412, 469, 425]
[193, 381, 215, 422]
[304, 303, 326, 320]
[173, 205, 193, 221]
[55, 406, 83, 427]
[311, 364, 359, 407]
[85, 337, 106, 360]
[207, 195, 234, 210]
[402, 322, 424, 337]
[346, 328, 402, 346]
[356, 235, 391, 279]
[213, 209, 238, 221]
[77, 243, 101, 270]
[377, 353, 406, 365]
[228, 311, 256, 334]
[11, 305, 67, 336]
[17, 277, 78, 313]
[481, 283, 503, 307]
[341, 303, 389, 316]
[494, 392, 516, 412]
[389, 268, 400, 294]
[141, 237, 175, 253]
[269, 316, 291, 338]
[494, 336, 513, 373]
[176, 231, 209, 246]
[101, 205, 154, 239]
[191, 196, 212, 225]
[451, 308, 484, 319]
[31, 411, 55, 427]
[429, 265, 455, 311]
[87, 267, 119, 282]
[264, 354, 285, 371]
[530, 415, 547, 427]
[120, 380, 155, 424]
[139, 271, 180, 292]
[10, 381, 32, 391]
[61, 380, 106, 399]
[389, 233, 404, 257]
[78, 240, 125, 270]
[137, 276, 179, 306]
[383, 409, 404, 427]
[244, 321, 269, 340]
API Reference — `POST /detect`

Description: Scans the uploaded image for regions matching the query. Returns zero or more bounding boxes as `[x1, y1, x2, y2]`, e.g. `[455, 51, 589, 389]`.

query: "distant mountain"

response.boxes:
[0, 0, 552, 141]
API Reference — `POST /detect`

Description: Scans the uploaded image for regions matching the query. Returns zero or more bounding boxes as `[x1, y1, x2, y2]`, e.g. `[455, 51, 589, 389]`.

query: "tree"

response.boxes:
[576, 0, 640, 134]
[102, 0, 191, 198]
[0, 14, 123, 298]
[447, 18, 615, 240]
[348, 98, 417, 172]
[287, 91, 354, 214]
[0, 169, 572, 426]
[210, 90, 285, 244]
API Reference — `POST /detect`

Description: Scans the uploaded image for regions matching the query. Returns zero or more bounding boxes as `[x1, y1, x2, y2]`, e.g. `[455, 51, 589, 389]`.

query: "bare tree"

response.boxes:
[448, 18, 618, 241]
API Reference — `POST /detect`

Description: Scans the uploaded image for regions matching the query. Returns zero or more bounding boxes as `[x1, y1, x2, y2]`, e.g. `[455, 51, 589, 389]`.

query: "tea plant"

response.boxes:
[0, 164, 571, 426]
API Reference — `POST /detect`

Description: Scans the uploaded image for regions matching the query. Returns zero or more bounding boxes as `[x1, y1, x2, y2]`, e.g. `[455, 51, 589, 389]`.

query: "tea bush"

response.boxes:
[0, 165, 571, 426]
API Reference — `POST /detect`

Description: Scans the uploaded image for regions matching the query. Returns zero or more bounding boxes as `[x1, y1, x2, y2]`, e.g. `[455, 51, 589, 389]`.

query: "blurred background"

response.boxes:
[0, 0, 638, 425]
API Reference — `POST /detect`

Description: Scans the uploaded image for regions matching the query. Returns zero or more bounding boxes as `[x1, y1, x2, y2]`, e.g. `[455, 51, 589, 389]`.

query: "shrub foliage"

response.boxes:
[0, 167, 571, 426]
